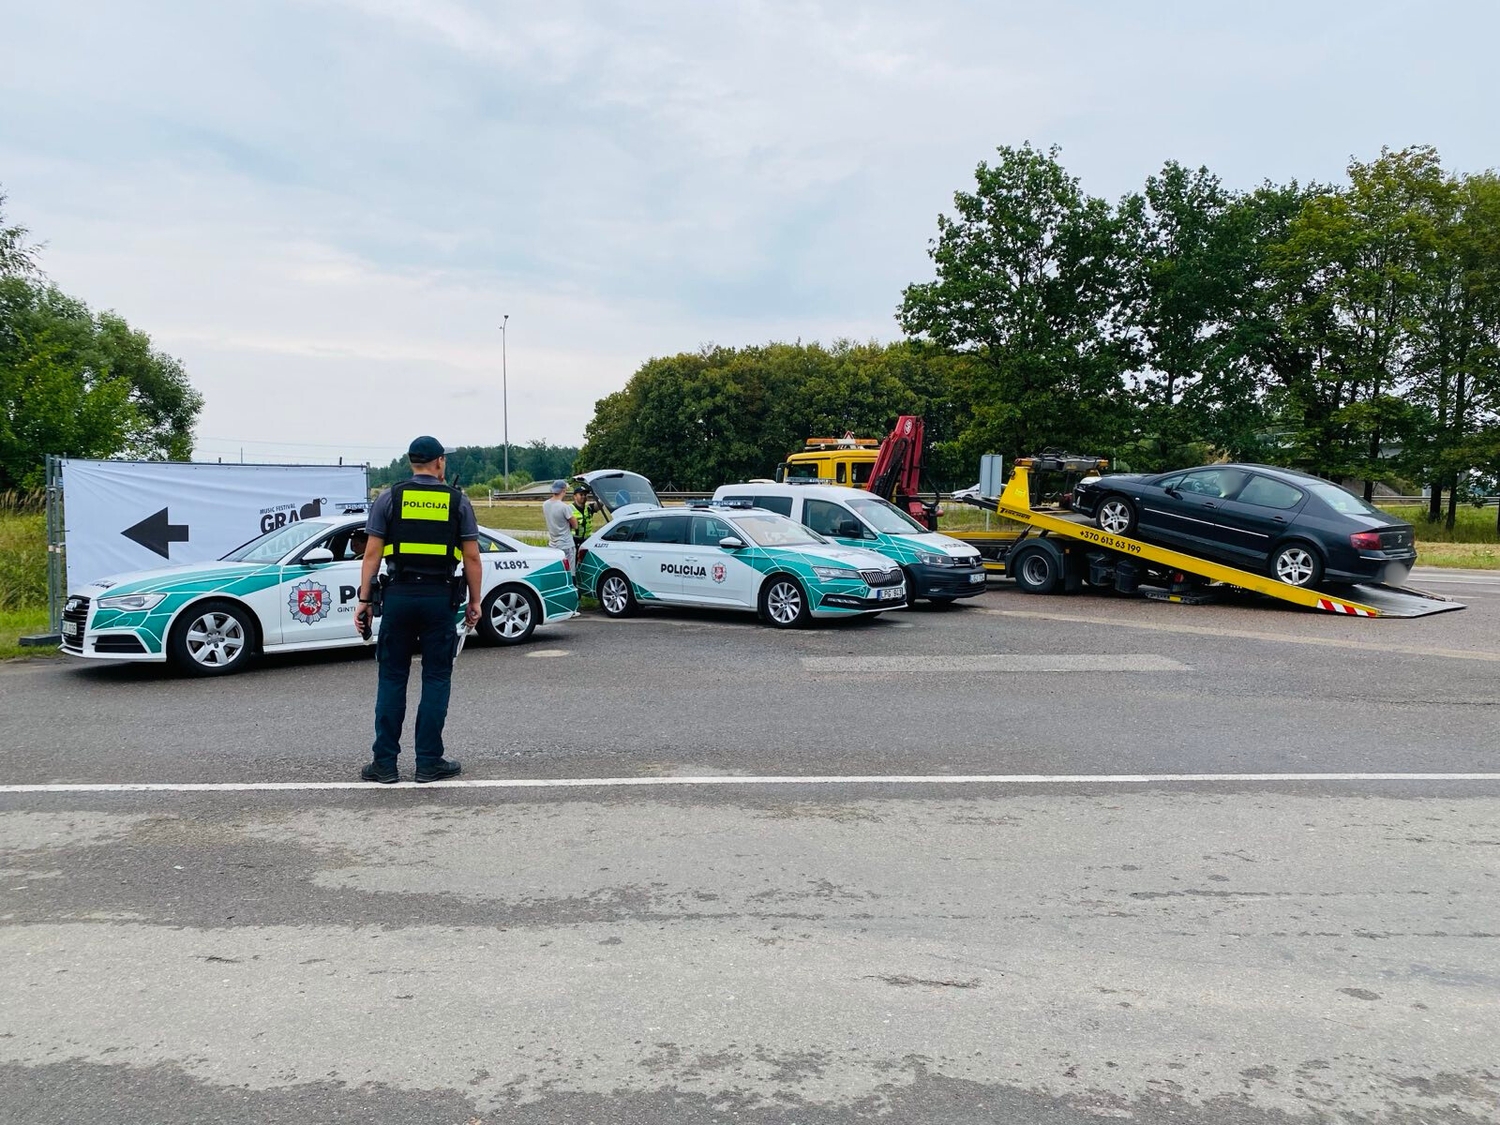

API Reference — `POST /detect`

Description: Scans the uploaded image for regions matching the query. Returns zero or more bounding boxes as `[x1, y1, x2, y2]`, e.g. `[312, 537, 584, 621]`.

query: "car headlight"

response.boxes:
[811, 566, 858, 581]
[96, 592, 167, 611]
[916, 552, 952, 567]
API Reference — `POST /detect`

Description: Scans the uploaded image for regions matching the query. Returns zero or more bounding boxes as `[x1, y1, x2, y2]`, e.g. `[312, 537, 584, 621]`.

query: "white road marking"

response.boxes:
[1404, 582, 1500, 591]
[524, 649, 572, 658]
[982, 608, 1500, 662]
[3, 773, 1498, 794]
[800, 654, 1188, 673]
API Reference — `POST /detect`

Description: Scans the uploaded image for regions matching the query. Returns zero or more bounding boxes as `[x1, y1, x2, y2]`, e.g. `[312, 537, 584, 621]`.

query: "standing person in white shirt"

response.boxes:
[542, 479, 578, 572]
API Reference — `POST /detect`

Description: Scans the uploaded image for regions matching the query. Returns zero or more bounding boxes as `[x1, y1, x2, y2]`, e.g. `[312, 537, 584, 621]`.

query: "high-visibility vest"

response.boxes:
[572, 504, 591, 539]
[383, 479, 462, 578]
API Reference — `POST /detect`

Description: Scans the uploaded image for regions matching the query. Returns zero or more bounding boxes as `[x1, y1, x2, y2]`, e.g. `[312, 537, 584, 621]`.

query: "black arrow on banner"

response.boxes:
[121, 508, 191, 559]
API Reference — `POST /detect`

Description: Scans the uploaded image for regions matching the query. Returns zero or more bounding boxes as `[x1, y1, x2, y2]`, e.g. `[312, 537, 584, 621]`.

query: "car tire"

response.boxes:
[597, 570, 638, 617]
[1095, 494, 1138, 536]
[1270, 542, 1324, 588]
[167, 598, 257, 676]
[479, 585, 540, 645]
[1009, 543, 1063, 595]
[760, 574, 810, 628]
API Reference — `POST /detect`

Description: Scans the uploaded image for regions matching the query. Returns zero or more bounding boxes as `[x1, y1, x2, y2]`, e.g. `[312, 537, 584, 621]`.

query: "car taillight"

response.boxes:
[1350, 531, 1382, 551]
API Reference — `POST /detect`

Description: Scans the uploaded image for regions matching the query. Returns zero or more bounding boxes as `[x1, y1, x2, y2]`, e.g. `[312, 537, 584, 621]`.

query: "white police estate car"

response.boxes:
[61, 513, 579, 675]
[712, 482, 986, 603]
[576, 499, 906, 627]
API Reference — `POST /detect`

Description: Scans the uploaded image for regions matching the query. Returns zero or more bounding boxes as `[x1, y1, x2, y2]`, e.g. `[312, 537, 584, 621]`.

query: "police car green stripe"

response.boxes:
[61, 516, 579, 674]
[577, 502, 905, 627]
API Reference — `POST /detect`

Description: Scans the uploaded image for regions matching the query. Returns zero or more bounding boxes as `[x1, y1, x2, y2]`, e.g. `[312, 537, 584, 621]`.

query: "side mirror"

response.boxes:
[1163, 487, 1179, 499]
[836, 520, 864, 539]
[718, 536, 746, 550]
[302, 547, 335, 565]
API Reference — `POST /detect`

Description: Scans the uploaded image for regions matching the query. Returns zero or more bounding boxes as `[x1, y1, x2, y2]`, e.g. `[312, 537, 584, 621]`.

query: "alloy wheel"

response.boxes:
[1274, 547, 1316, 586]
[489, 590, 534, 639]
[184, 611, 246, 667]
[766, 581, 803, 625]
[1098, 499, 1133, 534]
[600, 576, 630, 615]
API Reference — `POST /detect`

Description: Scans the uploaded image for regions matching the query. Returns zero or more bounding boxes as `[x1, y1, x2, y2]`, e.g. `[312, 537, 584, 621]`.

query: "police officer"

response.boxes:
[353, 436, 482, 784]
[570, 484, 593, 549]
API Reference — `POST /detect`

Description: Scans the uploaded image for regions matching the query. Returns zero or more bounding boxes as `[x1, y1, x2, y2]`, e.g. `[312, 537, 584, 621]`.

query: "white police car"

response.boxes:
[712, 481, 986, 603]
[60, 514, 579, 675]
[575, 492, 905, 627]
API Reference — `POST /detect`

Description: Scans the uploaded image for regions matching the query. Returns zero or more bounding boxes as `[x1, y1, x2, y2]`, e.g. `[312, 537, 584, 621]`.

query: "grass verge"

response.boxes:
[471, 501, 550, 533]
[1408, 543, 1500, 569]
[1379, 504, 1500, 543]
[0, 607, 56, 660]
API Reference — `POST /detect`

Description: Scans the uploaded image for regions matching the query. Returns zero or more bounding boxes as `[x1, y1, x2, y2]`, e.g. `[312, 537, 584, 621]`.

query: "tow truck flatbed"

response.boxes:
[954, 462, 1463, 619]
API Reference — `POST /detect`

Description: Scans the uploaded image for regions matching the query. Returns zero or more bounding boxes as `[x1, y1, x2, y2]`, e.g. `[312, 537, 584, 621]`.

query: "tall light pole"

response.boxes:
[500, 315, 510, 489]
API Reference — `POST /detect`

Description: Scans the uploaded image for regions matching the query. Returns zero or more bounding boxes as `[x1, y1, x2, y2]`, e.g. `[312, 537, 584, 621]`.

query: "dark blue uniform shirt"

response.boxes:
[367, 473, 480, 545]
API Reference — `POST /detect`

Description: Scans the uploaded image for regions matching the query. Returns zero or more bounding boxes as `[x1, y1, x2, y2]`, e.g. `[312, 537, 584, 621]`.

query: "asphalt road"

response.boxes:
[4, 574, 1499, 1123]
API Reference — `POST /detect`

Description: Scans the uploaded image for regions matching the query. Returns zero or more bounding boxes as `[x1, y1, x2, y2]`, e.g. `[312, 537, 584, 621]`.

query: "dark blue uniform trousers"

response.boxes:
[372, 585, 458, 772]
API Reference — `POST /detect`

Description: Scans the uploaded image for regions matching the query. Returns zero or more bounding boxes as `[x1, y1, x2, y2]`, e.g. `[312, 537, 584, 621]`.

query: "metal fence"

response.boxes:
[44, 454, 64, 635]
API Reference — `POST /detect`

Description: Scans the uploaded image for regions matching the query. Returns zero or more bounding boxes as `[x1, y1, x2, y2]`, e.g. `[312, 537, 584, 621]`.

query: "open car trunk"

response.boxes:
[576, 470, 662, 520]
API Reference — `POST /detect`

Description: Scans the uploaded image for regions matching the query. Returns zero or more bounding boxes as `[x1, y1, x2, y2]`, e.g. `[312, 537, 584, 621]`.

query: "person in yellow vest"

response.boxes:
[570, 484, 593, 550]
[353, 436, 482, 783]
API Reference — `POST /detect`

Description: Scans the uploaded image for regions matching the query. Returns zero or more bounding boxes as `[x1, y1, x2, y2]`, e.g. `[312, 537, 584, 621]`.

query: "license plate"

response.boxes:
[62, 622, 80, 638]
[969, 572, 985, 583]
[877, 587, 902, 601]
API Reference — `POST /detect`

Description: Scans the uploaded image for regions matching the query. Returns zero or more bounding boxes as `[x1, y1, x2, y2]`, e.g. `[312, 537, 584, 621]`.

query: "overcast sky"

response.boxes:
[3, 1, 1497, 466]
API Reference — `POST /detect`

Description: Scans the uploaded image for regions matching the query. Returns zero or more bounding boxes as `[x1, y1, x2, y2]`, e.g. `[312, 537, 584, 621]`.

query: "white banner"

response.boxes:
[62, 461, 368, 589]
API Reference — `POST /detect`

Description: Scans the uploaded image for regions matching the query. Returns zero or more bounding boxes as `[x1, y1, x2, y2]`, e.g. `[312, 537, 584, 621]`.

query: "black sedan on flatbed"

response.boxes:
[1070, 464, 1417, 588]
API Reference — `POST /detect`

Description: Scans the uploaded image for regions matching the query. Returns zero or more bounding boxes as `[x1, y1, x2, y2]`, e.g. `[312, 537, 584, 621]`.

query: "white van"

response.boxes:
[712, 482, 986, 603]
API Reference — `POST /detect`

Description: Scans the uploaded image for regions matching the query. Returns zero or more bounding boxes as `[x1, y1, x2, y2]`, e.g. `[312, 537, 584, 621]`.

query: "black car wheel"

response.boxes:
[1270, 543, 1323, 588]
[760, 575, 810, 628]
[597, 570, 638, 617]
[479, 585, 539, 645]
[1009, 543, 1063, 595]
[168, 599, 257, 676]
[1095, 495, 1138, 536]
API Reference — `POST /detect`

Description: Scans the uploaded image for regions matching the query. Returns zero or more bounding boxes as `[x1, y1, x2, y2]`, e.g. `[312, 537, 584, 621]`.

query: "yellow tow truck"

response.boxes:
[954, 456, 1462, 619]
[776, 434, 882, 488]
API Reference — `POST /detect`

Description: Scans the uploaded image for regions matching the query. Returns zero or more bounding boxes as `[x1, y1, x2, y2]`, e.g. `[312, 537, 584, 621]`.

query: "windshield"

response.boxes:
[847, 496, 929, 534]
[221, 521, 327, 563]
[783, 462, 821, 480]
[588, 472, 659, 512]
[733, 512, 828, 548]
[1306, 482, 1388, 519]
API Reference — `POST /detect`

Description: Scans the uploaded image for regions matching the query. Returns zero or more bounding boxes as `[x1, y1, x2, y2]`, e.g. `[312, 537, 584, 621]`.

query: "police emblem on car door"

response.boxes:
[280, 527, 364, 645]
[683, 515, 757, 607]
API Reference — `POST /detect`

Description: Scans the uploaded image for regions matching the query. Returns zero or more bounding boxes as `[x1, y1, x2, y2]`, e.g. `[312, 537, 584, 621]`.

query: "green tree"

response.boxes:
[369, 444, 577, 489]
[0, 190, 41, 279]
[1259, 148, 1445, 494]
[0, 282, 132, 487]
[575, 341, 965, 489]
[898, 143, 1132, 465]
[1407, 170, 1500, 528]
[0, 280, 203, 488]
[0, 190, 203, 488]
[1116, 163, 1276, 468]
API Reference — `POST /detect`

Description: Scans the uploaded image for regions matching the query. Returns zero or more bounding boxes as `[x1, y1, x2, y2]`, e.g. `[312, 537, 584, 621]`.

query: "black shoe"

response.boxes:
[360, 762, 399, 784]
[415, 758, 462, 783]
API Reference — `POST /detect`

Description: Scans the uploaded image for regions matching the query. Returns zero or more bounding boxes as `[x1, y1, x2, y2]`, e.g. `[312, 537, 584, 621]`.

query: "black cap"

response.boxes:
[408, 436, 448, 462]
